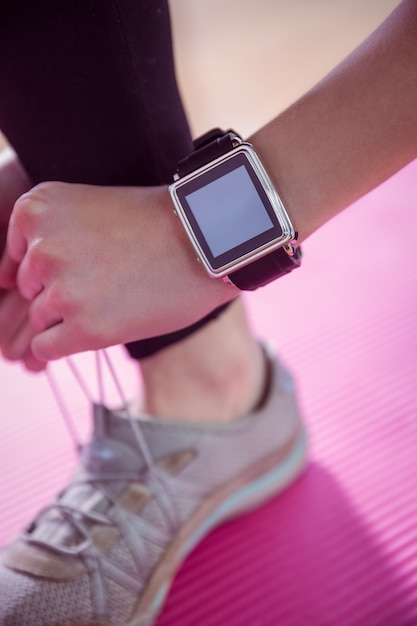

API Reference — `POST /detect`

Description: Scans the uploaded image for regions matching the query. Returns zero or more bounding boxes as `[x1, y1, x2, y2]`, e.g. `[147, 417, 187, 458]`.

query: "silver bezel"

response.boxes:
[169, 141, 295, 278]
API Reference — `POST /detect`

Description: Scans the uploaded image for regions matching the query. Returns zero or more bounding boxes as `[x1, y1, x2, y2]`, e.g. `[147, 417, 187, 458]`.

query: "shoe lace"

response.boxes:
[22, 350, 179, 559]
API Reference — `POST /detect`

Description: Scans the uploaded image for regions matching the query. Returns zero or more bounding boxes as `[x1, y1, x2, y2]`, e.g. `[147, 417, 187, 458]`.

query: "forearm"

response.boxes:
[250, 0, 417, 242]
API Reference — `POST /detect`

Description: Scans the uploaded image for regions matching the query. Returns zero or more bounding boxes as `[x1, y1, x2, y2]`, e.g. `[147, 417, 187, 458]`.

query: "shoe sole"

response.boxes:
[129, 425, 308, 626]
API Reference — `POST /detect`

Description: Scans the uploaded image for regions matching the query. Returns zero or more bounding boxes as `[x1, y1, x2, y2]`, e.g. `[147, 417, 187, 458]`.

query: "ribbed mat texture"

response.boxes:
[1, 161, 417, 625]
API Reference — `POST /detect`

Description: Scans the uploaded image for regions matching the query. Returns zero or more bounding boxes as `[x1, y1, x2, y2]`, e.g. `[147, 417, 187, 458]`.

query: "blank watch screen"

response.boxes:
[177, 153, 282, 269]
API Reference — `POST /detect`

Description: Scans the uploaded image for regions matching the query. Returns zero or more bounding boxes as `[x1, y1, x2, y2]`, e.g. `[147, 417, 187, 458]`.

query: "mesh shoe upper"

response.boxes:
[0, 350, 306, 626]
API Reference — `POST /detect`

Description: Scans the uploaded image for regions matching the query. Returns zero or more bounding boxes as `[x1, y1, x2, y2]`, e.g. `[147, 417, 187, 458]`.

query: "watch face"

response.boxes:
[170, 146, 294, 276]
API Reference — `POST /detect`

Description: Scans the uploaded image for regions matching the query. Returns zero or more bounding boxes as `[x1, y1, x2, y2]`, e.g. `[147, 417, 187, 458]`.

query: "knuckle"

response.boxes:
[47, 281, 68, 310]
[25, 239, 63, 282]
[12, 193, 34, 225]
[47, 280, 79, 318]
[19, 248, 50, 294]
[12, 182, 59, 226]
[29, 239, 53, 270]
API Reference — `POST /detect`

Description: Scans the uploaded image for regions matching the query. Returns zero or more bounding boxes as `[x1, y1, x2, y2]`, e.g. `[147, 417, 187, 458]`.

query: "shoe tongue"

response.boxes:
[26, 404, 147, 549]
[81, 403, 147, 475]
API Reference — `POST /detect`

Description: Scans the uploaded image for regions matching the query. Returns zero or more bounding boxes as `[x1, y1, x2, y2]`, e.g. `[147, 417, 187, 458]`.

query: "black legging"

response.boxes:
[0, 0, 230, 359]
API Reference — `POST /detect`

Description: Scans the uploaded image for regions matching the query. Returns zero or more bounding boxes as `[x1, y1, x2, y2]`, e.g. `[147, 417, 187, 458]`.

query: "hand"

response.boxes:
[0, 182, 237, 361]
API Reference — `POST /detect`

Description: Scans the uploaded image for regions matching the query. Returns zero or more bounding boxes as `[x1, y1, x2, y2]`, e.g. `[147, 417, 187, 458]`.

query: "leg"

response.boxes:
[0, 0, 235, 370]
[0, 4, 307, 625]
[138, 299, 267, 422]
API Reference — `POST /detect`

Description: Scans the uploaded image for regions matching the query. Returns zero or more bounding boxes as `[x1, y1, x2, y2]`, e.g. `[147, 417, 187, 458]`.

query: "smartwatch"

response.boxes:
[169, 128, 301, 291]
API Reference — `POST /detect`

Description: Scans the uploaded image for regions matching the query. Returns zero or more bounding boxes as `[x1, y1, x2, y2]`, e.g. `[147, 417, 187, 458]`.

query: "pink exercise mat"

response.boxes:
[1, 160, 417, 624]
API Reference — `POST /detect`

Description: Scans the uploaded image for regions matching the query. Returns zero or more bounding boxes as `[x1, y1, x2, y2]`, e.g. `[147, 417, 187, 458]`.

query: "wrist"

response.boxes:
[247, 126, 316, 244]
[169, 129, 301, 291]
[163, 184, 239, 299]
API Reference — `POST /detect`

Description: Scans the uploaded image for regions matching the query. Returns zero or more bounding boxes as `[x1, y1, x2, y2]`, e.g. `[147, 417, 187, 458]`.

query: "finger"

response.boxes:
[29, 288, 63, 332]
[0, 289, 30, 344]
[21, 347, 47, 373]
[1, 315, 37, 362]
[15, 247, 45, 301]
[31, 322, 70, 362]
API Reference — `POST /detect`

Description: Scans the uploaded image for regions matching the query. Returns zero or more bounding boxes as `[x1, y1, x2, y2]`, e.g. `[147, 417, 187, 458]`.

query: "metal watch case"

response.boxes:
[169, 140, 296, 278]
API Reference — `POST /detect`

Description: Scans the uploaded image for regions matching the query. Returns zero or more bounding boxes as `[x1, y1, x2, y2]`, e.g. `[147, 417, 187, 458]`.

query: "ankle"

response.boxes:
[139, 339, 266, 423]
[137, 301, 267, 423]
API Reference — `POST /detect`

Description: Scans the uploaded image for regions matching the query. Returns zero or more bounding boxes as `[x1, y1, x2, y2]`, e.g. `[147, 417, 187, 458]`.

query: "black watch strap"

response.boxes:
[176, 128, 302, 291]
[227, 244, 302, 290]
[177, 128, 237, 177]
